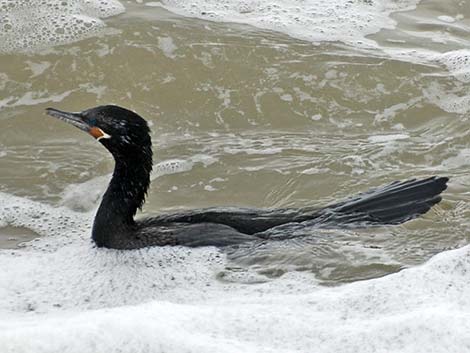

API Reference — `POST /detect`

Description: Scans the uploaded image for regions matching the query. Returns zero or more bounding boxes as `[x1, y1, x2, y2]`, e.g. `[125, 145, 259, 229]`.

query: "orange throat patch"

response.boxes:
[89, 127, 110, 140]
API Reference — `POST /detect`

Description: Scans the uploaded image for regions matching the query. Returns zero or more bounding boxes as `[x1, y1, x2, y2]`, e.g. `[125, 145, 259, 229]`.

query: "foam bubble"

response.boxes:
[0, 0, 125, 53]
[157, 0, 419, 46]
[436, 50, 470, 83]
[153, 154, 218, 178]
[434, 93, 470, 114]
[424, 81, 470, 114]
[153, 158, 194, 178]
[0, 192, 326, 313]
[1, 183, 469, 352]
[150, 0, 470, 86]
[0, 192, 225, 313]
[0, 188, 469, 353]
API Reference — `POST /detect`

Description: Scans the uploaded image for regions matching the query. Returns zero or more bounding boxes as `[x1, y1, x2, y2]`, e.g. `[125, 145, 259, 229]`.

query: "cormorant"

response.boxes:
[46, 105, 448, 249]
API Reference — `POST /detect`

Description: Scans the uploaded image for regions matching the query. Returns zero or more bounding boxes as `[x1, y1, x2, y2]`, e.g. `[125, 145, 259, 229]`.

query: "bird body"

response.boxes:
[46, 106, 448, 250]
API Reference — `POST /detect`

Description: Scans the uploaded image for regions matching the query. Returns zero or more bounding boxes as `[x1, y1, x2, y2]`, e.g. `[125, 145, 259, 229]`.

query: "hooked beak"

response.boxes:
[45, 108, 90, 132]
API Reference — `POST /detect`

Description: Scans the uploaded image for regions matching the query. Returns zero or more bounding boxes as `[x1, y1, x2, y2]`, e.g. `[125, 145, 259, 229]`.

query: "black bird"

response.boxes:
[46, 105, 448, 250]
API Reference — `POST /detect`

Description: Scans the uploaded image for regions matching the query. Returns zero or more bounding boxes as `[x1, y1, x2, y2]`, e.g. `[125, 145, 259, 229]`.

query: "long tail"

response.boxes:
[297, 176, 449, 228]
[154, 176, 448, 241]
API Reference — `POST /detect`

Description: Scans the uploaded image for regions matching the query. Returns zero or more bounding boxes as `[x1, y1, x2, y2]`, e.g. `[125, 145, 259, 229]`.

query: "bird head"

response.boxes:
[46, 105, 152, 162]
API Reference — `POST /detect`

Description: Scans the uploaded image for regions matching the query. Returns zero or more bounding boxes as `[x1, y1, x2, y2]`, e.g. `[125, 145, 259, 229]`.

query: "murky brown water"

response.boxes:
[1, 0, 469, 284]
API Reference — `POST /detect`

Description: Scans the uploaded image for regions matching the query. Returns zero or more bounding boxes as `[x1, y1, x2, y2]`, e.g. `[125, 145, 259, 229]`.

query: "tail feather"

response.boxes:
[155, 176, 448, 241]
[300, 176, 448, 227]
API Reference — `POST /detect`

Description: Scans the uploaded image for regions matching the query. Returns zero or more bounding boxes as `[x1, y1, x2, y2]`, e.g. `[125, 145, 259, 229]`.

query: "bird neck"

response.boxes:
[92, 151, 152, 247]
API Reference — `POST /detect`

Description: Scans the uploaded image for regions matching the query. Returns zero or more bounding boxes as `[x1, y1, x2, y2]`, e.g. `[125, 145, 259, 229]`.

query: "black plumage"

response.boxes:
[46, 105, 448, 249]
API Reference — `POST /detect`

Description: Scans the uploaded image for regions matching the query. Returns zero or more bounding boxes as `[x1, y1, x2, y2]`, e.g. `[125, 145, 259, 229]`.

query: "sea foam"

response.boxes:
[158, 0, 419, 46]
[0, 190, 470, 352]
[0, 0, 125, 53]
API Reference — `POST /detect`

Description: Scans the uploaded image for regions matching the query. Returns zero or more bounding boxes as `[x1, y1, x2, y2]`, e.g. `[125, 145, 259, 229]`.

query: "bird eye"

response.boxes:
[88, 118, 97, 126]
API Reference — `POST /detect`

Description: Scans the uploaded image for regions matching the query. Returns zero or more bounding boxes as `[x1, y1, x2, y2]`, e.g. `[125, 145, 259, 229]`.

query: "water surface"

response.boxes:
[1, 0, 470, 352]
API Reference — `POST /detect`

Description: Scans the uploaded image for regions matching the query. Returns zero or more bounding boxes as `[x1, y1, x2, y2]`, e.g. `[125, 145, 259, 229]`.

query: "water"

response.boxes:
[1, 0, 470, 351]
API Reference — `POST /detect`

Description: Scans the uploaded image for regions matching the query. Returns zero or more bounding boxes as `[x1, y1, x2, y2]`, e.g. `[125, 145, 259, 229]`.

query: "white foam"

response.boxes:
[153, 159, 193, 178]
[368, 134, 409, 143]
[0, 183, 470, 352]
[0, 188, 469, 353]
[437, 15, 456, 23]
[436, 49, 470, 83]
[434, 93, 470, 114]
[0, 192, 228, 313]
[157, 0, 419, 46]
[151, 0, 470, 88]
[157, 36, 178, 58]
[0, 0, 125, 53]
[424, 81, 470, 114]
